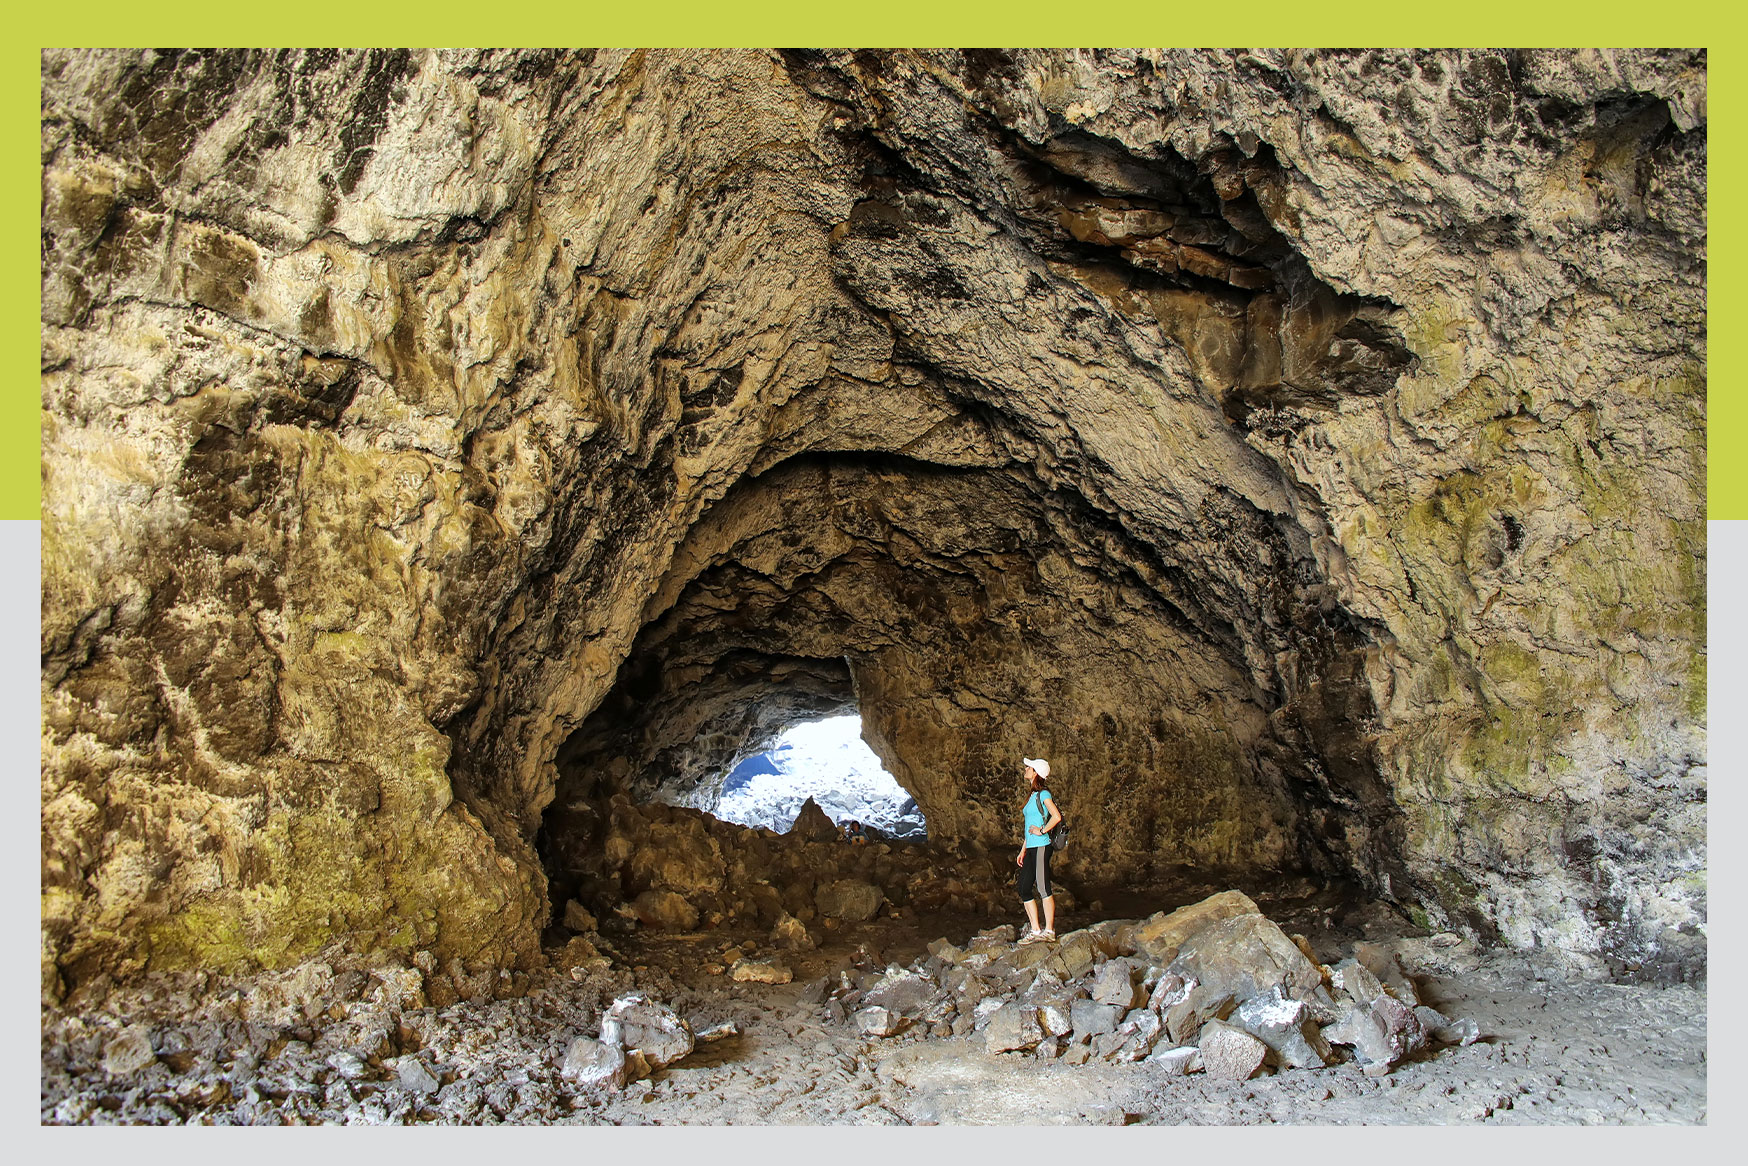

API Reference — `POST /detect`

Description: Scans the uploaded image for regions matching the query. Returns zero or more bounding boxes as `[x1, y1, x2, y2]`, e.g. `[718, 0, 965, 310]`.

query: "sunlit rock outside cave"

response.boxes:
[711, 716, 928, 840]
[38, 47, 1705, 1125]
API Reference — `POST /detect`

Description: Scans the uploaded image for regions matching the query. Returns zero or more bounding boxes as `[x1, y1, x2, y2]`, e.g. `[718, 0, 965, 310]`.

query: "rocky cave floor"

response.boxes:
[42, 878, 1706, 1126]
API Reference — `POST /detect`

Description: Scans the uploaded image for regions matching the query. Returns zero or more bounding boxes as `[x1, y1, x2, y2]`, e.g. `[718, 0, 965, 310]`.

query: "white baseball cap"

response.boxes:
[1023, 757, 1050, 779]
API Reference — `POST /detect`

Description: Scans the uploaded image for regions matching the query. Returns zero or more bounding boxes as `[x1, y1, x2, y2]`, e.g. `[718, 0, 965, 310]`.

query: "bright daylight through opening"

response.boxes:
[712, 715, 927, 841]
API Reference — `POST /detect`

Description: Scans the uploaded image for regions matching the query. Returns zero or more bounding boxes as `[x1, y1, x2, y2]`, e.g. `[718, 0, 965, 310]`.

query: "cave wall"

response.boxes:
[41, 48, 1704, 990]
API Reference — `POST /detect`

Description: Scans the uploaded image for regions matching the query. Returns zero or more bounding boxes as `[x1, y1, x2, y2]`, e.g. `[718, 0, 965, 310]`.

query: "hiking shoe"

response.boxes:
[1039, 929, 1056, 942]
[1018, 930, 1044, 945]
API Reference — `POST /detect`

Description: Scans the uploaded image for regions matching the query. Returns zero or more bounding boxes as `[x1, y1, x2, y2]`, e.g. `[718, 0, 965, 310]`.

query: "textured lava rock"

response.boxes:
[40, 49, 1706, 992]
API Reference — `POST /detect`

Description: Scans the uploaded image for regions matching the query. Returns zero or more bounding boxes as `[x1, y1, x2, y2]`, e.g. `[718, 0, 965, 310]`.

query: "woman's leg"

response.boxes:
[1035, 846, 1056, 936]
[1018, 851, 1041, 934]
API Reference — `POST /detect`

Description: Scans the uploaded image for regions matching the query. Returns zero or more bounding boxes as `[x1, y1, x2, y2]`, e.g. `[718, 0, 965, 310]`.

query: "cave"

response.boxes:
[40, 48, 1707, 1124]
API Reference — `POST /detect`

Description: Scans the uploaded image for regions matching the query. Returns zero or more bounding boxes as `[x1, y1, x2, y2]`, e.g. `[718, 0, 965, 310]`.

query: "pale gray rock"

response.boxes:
[1352, 941, 1422, 1005]
[1322, 992, 1425, 1069]
[1197, 1019, 1268, 1082]
[1107, 1008, 1163, 1062]
[1146, 1044, 1204, 1075]
[1071, 998, 1123, 1038]
[101, 1027, 156, 1076]
[864, 970, 938, 1018]
[396, 1057, 440, 1094]
[605, 995, 694, 1068]
[561, 1036, 628, 1090]
[855, 1006, 904, 1038]
[1168, 912, 1325, 1007]
[1037, 1001, 1074, 1038]
[1146, 972, 1187, 1013]
[1331, 959, 1386, 1007]
[1090, 958, 1144, 1008]
[325, 1051, 368, 1080]
[1415, 1005, 1481, 1046]
[985, 1003, 1043, 1053]
[1165, 984, 1237, 1047]
[1233, 988, 1329, 1069]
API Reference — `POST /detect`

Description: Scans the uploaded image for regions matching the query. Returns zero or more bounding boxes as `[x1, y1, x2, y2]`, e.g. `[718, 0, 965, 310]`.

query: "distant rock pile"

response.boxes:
[815, 891, 1478, 1079]
[552, 794, 1074, 944]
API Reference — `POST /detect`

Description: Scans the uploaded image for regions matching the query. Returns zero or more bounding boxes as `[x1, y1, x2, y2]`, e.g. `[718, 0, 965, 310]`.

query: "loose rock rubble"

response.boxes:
[41, 882, 1705, 1126]
[814, 891, 1477, 1081]
[548, 795, 1082, 945]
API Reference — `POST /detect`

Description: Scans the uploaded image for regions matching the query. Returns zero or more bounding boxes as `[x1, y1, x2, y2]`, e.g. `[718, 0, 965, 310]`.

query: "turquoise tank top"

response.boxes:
[1023, 790, 1054, 848]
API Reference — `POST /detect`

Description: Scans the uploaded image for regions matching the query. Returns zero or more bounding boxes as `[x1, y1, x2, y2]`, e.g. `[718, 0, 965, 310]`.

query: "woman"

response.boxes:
[1015, 756, 1062, 944]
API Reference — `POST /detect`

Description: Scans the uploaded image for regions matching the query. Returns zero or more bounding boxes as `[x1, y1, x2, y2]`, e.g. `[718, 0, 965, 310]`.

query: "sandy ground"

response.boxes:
[41, 890, 1706, 1126]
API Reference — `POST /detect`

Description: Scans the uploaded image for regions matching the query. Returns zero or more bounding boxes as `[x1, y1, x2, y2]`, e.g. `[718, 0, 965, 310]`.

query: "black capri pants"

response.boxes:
[1016, 843, 1053, 902]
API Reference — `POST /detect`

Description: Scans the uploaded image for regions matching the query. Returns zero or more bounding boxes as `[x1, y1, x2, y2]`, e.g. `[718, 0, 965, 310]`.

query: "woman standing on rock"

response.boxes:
[1016, 757, 1062, 944]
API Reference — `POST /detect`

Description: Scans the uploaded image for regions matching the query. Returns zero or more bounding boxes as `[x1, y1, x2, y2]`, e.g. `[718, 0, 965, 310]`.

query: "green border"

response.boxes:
[13, 5, 1732, 519]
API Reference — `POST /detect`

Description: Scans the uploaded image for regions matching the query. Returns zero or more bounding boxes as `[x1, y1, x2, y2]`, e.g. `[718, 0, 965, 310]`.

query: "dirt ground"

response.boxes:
[40, 885, 1707, 1126]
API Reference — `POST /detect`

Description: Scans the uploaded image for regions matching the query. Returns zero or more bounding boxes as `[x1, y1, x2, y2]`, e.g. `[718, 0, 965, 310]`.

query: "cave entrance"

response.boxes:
[710, 714, 927, 841]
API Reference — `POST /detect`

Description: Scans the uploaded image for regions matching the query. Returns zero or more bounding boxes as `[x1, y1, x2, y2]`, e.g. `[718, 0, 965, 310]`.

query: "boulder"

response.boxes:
[1129, 891, 1260, 962]
[1107, 1008, 1163, 1061]
[1416, 1005, 1481, 1046]
[1146, 972, 1187, 1012]
[856, 1006, 904, 1037]
[1322, 994, 1424, 1069]
[561, 1036, 627, 1089]
[1070, 998, 1123, 1038]
[1037, 1001, 1074, 1038]
[626, 820, 727, 896]
[926, 938, 965, 964]
[560, 935, 608, 972]
[1389, 932, 1485, 977]
[1034, 930, 1104, 985]
[730, 958, 793, 984]
[629, 889, 699, 931]
[1089, 958, 1144, 1008]
[1330, 958, 1386, 1006]
[1167, 912, 1324, 1006]
[1164, 984, 1236, 1046]
[1146, 1045, 1203, 1075]
[1353, 941, 1422, 1005]
[563, 900, 598, 932]
[770, 911, 815, 950]
[101, 1027, 156, 1076]
[742, 882, 787, 926]
[816, 879, 885, 923]
[1197, 1018, 1268, 1081]
[605, 995, 694, 1068]
[985, 1002, 1044, 1053]
[790, 797, 841, 843]
[1232, 988, 1329, 1069]
[1373, 992, 1430, 1057]
[863, 970, 938, 1018]
[396, 1057, 441, 1094]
